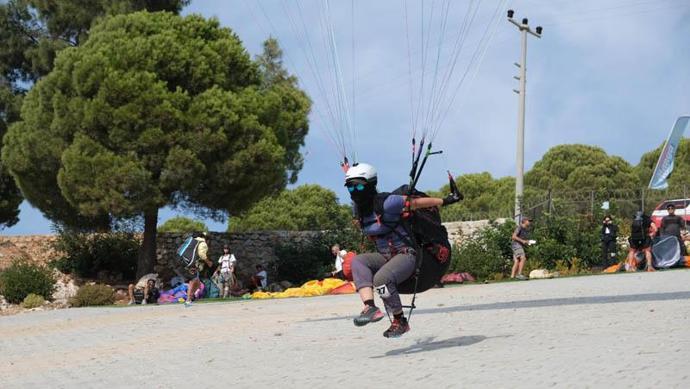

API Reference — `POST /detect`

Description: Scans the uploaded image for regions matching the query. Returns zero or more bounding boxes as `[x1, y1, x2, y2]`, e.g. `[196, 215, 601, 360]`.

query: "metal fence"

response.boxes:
[443, 186, 690, 223]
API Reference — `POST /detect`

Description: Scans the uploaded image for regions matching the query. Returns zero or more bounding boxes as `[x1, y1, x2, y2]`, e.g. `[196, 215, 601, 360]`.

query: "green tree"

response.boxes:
[434, 172, 516, 221]
[0, 0, 190, 228]
[525, 144, 639, 192]
[0, 83, 22, 228]
[229, 185, 351, 232]
[255, 37, 310, 184]
[636, 138, 690, 190]
[2, 12, 311, 276]
[158, 216, 208, 233]
[256, 37, 296, 87]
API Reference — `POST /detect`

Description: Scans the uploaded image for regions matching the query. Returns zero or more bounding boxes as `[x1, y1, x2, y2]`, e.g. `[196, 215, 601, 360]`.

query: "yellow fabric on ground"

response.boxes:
[250, 278, 348, 299]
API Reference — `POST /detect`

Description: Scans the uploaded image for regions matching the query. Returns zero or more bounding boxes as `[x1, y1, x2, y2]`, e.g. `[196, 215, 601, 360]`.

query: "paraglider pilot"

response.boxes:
[346, 163, 461, 338]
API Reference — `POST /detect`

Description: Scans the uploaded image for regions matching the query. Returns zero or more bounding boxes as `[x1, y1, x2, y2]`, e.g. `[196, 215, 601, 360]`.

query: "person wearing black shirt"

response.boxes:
[661, 204, 686, 255]
[600, 215, 618, 267]
[144, 279, 160, 304]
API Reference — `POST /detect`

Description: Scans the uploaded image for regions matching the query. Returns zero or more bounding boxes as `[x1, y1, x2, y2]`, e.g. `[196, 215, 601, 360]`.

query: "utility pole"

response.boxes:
[507, 10, 542, 222]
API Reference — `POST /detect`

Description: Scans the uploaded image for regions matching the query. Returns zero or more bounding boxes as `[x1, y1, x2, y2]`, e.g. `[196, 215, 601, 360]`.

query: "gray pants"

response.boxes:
[351, 252, 416, 315]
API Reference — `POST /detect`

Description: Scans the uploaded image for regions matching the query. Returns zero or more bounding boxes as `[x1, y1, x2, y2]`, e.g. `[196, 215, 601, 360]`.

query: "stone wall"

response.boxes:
[444, 218, 508, 246]
[155, 231, 320, 283]
[0, 219, 505, 280]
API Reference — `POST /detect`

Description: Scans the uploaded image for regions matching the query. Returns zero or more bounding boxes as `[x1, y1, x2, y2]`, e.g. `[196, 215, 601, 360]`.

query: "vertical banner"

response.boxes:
[648, 116, 690, 190]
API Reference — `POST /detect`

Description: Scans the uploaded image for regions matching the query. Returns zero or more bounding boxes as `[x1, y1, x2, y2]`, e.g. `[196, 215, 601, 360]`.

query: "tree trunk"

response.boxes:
[137, 208, 159, 278]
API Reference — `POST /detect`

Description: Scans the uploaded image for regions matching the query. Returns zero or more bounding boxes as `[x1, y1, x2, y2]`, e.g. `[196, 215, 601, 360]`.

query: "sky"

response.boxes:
[3, 0, 690, 235]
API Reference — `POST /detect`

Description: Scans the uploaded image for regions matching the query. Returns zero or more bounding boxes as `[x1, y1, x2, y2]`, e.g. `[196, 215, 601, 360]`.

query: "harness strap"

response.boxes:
[359, 197, 426, 324]
[375, 216, 423, 323]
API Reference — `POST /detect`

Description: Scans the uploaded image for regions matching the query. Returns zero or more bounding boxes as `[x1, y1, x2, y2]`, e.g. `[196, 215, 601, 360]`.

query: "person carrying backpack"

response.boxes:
[346, 163, 461, 338]
[184, 232, 212, 306]
[626, 211, 656, 272]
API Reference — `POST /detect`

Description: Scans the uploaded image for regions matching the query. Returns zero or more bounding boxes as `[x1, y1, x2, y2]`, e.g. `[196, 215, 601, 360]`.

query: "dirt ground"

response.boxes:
[2, 270, 690, 388]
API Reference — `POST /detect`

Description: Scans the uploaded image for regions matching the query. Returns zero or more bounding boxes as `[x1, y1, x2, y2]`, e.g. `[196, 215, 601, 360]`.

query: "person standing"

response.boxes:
[661, 204, 686, 255]
[600, 215, 618, 267]
[511, 217, 533, 280]
[185, 232, 212, 307]
[215, 245, 237, 298]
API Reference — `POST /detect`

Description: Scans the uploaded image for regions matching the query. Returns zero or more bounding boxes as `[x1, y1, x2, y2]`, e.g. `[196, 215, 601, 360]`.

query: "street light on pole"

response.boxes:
[507, 9, 542, 223]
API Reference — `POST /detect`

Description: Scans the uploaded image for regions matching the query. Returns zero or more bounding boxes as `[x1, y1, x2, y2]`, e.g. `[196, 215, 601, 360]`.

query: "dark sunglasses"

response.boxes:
[347, 183, 366, 193]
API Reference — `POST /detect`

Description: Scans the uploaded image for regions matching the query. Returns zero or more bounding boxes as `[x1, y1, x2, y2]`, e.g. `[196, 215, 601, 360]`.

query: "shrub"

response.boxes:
[22, 293, 46, 309]
[51, 230, 140, 279]
[0, 259, 56, 304]
[450, 220, 516, 280]
[70, 284, 115, 307]
[158, 216, 208, 233]
[555, 257, 589, 276]
[529, 213, 603, 269]
[273, 228, 366, 284]
[449, 213, 604, 279]
[274, 234, 332, 284]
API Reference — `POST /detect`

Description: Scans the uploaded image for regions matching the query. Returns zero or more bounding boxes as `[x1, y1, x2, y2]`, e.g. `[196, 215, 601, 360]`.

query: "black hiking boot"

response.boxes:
[353, 305, 384, 327]
[383, 317, 410, 338]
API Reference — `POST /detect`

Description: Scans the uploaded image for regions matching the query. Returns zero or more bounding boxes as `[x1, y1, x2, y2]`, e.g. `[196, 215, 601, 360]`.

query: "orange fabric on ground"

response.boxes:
[329, 282, 356, 294]
[603, 264, 620, 273]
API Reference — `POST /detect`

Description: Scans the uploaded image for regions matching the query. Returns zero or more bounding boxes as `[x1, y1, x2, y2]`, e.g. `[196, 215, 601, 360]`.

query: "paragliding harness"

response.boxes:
[630, 214, 650, 241]
[356, 141, 460, 323]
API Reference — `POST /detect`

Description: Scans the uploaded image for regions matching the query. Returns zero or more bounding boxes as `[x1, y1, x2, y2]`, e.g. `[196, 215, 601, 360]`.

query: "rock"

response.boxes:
[0, 295, 9, 311]
[529, 269, 559, 279]
[279, 281, 293, 289]
[266, 283, 285, 293]
[52, 278, 80, 304]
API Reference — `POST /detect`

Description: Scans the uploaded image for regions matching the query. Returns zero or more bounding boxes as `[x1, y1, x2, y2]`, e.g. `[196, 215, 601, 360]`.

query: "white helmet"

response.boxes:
[345, 163, 377, 183]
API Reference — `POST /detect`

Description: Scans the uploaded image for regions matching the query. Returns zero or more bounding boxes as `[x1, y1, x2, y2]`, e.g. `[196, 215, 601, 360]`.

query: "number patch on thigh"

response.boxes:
[375, 284, 391, 299]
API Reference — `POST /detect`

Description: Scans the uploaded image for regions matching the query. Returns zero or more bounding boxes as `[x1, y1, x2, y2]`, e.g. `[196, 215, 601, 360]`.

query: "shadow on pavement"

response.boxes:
[370, 335, 488, 358]
[306, 291, 690, 323]
[416, 291, 690, 315]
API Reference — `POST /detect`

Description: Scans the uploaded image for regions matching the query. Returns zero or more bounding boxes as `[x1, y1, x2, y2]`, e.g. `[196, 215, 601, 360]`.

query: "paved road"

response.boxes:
[2, 270, 690, 388]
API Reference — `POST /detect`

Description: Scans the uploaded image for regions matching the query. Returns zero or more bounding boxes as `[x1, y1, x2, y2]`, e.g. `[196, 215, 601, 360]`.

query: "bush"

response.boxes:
[273, 228, 366, 284]
[0, 259, 56, 304]
[158, 216, 208, 233]
[274, 234, 332, 284]
[529, 213, 603, 269]
[449, 213, 604, 279]
[450, 221, 516, 280]
[70, 284, 115, 307]
[22, 293, 46, 308]
[51, 230, 140, 279]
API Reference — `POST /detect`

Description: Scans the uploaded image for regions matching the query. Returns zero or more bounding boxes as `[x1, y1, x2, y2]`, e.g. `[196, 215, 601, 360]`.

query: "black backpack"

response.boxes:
[630, 215, 649, 241]
[373, 185, 452, 294]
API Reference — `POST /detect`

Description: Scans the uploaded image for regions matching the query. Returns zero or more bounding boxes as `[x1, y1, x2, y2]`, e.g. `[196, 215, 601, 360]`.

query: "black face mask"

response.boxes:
[349, 182, 377, 217]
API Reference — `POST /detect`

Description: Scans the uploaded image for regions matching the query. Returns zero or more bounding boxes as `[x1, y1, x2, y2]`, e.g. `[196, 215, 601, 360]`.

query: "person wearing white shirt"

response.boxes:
[215, 245, 237, 298]
[331, 244, 347, 279]
[252, 264, 268, 291]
